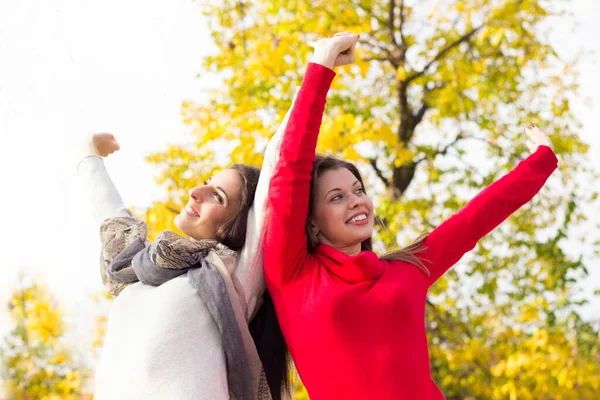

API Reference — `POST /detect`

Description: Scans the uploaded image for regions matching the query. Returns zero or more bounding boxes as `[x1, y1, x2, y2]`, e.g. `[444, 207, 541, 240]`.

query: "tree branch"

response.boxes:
[437, 133, 465, 155]
[413, 102, 428, 127]
[406, 25, 485, 83]
[362, 37, 398, 68]
[369, 157, 390, 187]
[414, 133, 465, 165]
[389, 0, 399, 48]
[399, 0, 407, 54]
[362, 56, 390, 63]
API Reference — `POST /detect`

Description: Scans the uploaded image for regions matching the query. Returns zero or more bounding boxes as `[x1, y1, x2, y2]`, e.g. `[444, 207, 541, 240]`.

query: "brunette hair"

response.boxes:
[307, 155, 430, 276]
[215, 163, 291, 399]
[215, 164, 260, 250]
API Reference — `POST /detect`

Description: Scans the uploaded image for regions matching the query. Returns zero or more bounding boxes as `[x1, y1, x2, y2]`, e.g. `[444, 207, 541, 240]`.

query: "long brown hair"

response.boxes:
[215, 164, 291, 400]
[215, 164, 260, 250]
[308, 155, 430, 276]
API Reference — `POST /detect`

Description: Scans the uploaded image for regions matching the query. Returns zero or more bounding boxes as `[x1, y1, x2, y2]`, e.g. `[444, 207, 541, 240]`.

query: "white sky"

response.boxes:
[0, 0, 213, 358]
[0, 0, 598, 380]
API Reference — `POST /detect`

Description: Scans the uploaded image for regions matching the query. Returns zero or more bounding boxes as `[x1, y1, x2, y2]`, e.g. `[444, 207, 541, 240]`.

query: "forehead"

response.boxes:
[210, 169, 242, 201]
[317, 168, 360, 193]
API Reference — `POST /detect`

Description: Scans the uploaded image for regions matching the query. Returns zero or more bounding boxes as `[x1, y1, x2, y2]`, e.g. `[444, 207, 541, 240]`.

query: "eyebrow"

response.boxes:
[215, 185, 229, 204]
[325, 180, 361, 197]
[207, 178, 230, 205]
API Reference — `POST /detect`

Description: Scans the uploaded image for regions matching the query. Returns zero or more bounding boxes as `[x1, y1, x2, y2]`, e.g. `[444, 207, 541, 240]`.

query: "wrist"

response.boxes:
[311, 48, 337, 70]
[86, 140, 101, 157]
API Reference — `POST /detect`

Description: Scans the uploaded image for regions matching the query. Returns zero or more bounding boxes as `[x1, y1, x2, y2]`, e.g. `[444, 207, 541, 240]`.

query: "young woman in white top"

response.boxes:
[78, 98, 297, 400]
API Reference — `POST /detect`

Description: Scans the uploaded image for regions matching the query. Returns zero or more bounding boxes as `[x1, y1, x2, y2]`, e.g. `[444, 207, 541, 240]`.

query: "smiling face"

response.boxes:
[174, 169, 242, 241]
[310, 167, 374, 256]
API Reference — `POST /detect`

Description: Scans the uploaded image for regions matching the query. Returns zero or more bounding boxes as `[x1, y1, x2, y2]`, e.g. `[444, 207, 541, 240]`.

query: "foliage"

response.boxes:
[142, 0, 600, 397]
[0, 276, 87, 400]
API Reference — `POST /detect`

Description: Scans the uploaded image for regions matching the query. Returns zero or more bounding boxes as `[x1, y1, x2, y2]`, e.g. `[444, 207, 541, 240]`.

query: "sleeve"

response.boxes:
[234, 88, 300, 316]
[77, 155, 138, 293]
[263, 63, 336, 288]
[423, 145, 559, 285]
[77, 155, 133, 222]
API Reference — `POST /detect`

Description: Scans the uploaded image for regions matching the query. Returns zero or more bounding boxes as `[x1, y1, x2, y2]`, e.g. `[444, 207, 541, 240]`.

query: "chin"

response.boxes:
[356, 225, 374, 243]
[355, 234, 372, 245]
[174, 214, 195, 238]
[173, 214, 184, 231]
[177, 225, 198, 240]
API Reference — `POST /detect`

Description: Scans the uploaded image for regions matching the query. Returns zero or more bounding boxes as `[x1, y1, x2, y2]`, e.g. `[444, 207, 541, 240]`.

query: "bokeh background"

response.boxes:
[1, 0, 599, 398]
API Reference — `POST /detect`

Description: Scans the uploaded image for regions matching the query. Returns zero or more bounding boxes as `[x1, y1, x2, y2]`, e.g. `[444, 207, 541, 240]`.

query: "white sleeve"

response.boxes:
[77, 155, 133, 223]
[234, 88, 300, 319]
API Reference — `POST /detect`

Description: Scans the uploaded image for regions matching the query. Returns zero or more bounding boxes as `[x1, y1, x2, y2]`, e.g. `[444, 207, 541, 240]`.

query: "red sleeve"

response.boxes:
[263, 63, 336, 287]
[423, 145, 558, 285]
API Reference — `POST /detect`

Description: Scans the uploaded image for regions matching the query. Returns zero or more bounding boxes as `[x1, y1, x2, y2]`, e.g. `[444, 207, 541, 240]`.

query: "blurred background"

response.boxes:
[0, 0, 598, 398]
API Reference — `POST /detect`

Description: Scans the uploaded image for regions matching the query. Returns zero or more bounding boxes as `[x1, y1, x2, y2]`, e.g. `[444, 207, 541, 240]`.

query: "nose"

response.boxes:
[348, 192, 364, 209]
[188, 186, 207, 203]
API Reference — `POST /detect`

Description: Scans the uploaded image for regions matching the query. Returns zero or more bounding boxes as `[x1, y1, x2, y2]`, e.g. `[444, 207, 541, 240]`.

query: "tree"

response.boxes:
[0, 276, 87, 400]
[144, 0, 600, 397]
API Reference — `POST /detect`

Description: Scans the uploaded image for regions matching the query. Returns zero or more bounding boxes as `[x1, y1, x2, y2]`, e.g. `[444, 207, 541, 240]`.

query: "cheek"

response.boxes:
[208, 204, 242, 232]
[315, 204, 346, 232]
[366, 197, 374, 213]
[201, 204, 228, 224]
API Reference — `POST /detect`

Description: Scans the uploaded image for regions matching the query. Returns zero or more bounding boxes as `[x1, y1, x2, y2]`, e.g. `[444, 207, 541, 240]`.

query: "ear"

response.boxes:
[307, 218, 320, 247]
[308, 218, 319, 236]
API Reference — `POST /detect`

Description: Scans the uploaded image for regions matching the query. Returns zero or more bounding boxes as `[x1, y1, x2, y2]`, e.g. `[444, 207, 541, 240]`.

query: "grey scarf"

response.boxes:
[99, 216, 271, 400]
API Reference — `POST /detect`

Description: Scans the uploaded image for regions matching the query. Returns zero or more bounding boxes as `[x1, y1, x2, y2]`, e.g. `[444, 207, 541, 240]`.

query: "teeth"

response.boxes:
[348, 214, 367, 223]
[186, 205, 198, 216]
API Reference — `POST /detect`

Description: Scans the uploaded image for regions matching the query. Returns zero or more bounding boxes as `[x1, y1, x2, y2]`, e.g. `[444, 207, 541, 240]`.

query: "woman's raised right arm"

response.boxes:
[263, 33, 359, 288]
[77, 133, 132, 222]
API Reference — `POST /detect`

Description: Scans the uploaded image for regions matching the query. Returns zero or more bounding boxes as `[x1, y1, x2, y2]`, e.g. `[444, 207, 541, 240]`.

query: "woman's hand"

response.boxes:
[525, 125, 554, 154]
[309, 32, 360, 69]
[88, 133, 120, 157]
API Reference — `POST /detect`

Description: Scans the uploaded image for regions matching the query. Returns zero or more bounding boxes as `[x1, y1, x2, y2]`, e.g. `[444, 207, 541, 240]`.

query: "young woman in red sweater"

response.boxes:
[263, 32, 559, 399]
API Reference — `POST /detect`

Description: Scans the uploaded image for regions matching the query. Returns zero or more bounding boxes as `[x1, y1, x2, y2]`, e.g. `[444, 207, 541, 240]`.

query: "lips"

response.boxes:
[346, 212, 368, 224]
[183, 204, 200, 218]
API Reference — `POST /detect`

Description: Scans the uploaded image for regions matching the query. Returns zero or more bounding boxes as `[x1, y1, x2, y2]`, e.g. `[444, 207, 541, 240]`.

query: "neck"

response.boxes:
[320, 236, 362, 256]
[341, 245, 362, 256]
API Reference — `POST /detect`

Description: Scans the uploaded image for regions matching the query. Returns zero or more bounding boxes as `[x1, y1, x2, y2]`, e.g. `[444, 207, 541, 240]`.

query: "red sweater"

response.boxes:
[263, 63, 558, 400]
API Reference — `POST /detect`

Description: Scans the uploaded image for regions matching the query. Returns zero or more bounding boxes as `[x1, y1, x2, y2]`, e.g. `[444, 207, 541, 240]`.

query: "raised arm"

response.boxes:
[234, 89, 300, 316]
[423, 127, 558, 285]
[263, 33, 359, 288]
[77, 133, 138, 293]
[77, 133, 132, 222]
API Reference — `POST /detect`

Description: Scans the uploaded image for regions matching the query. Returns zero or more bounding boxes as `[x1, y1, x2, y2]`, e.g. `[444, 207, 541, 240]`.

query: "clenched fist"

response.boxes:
[87, 133, 120, 157]
[524, 125, 553, 154]
[309, 32, 360, 69]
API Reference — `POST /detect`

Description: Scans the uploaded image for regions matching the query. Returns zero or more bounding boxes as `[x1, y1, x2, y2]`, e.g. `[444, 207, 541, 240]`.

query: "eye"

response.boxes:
[213, 192, 223, 204]
[355, 187, 365, 195]
[331, 194, 342, 202]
